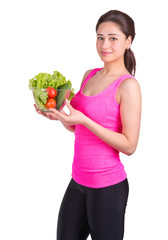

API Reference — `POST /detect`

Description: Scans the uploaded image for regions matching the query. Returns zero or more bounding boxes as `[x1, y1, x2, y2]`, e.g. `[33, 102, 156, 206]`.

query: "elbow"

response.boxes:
[125, 145, 137, 156]
[126, 150, 134, 156]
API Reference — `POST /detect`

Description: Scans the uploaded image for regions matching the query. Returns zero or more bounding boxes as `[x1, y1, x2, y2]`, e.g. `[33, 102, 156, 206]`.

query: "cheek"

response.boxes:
[96, 41, 100, 50]
[115, 42, 125, 52]
[96, 38, 105, 46]
[112, 40, 121, 47]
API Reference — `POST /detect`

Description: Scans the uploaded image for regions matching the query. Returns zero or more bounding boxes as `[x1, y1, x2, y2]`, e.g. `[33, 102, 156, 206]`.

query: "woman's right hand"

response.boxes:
[34, 104, 76, 132]
[34, 104, 59, 120]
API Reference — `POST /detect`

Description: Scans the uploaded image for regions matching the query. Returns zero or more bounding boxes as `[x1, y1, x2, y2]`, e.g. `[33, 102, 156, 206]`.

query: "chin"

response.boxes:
[100, 57, 115, 63]
[99, 54, 123, 64]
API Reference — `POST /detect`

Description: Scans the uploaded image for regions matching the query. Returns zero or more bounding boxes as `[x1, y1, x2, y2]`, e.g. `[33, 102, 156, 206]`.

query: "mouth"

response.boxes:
[101, 51, 112, 56]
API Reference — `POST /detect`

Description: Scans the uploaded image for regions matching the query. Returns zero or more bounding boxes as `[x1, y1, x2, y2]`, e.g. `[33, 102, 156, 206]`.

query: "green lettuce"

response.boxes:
[29, 70, 75, 100]
[33, 88, 48, 110]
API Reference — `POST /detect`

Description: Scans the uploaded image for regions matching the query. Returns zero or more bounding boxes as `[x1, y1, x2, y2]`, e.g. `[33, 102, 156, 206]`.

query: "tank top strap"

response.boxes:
[113, 74, 136, 95]
[81, 68, 103, 91]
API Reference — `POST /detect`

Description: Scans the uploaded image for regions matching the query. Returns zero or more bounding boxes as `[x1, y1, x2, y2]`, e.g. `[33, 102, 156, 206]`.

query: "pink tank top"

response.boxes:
[70, 68, 135, 188]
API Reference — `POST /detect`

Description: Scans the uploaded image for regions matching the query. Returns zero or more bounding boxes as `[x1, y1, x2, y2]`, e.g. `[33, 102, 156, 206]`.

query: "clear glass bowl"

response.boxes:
[32, 88, 71, 112]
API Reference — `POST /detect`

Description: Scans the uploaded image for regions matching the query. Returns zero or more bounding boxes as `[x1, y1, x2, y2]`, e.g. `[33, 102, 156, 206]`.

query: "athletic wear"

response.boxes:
[57, 178, 129, 240]
[70, 68, 135, 188]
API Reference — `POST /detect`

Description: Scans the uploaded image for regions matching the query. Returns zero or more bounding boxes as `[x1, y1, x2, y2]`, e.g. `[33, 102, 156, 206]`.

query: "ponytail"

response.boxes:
[124, 48, 136, 76]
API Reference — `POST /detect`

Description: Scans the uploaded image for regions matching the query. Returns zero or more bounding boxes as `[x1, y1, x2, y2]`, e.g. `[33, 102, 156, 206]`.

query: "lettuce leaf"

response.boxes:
[29, 70, 75, 101]
[33, 88, 48, 110]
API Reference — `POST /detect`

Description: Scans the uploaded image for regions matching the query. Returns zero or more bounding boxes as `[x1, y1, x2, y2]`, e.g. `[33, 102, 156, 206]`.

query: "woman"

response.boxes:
[35, 10, 141, 240]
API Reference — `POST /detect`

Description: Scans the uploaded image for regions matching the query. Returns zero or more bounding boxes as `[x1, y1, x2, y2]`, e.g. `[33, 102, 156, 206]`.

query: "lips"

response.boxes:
[101, 51, 112, 56]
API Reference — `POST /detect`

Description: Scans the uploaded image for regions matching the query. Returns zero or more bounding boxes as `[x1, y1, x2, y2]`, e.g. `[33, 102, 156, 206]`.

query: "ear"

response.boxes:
[126, 36, 132, 49]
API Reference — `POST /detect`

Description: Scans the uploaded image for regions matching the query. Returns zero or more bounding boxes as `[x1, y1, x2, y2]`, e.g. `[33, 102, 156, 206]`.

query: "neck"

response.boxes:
[102, 57, 128, 76]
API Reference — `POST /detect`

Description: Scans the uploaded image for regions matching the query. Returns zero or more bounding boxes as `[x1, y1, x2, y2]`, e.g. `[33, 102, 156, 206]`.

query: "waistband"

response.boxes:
[68, 177, 128, 194]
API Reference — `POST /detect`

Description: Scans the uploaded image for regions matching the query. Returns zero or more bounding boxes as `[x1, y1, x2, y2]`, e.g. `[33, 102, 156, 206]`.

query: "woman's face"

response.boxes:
[96, 21, 132, 63]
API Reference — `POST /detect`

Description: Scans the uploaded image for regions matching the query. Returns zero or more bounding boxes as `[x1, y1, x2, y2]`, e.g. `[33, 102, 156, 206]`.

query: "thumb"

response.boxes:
[65, 99, 73, 111]
[60, 109, 67, 116]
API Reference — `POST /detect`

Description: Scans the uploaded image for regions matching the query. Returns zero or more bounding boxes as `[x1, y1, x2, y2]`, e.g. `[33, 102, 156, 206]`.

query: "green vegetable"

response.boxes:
[59, 81, 72, 90]
[69, 87, 75, 100]
[29, 70, 75, 106]
[33, 88, 48, 110]
[29, 71, 66, 90]
[55, 81, 72, 110]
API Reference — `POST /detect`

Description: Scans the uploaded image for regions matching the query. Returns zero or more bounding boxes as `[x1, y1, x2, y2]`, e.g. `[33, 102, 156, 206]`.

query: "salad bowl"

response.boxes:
[29, 70, 75, 112]
[32, 87, 71, 112]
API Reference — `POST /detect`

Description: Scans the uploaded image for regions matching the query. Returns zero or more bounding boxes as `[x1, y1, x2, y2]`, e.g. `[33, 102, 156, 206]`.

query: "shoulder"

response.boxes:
[80, 69, 93, 88]
[117, 77, 141, 104]
[120, 77, 141, 102]
[83, 69, 93, 79]
[119, 77, 141, 93]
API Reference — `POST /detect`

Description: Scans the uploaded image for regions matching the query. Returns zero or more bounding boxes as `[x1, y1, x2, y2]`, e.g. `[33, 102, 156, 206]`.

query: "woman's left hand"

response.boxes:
[46, 99, 87, 126]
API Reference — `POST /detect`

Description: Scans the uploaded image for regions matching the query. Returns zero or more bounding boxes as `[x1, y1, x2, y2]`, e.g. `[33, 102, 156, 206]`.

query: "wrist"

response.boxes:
[82, 115, 91, 127]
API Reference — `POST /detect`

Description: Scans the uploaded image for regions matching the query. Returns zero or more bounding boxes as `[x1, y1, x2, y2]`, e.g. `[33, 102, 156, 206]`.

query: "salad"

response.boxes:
[28, 70, 75, 111]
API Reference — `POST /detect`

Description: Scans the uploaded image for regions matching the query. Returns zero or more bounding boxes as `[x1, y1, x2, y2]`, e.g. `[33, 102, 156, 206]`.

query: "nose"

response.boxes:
[102, 38, 110, 49]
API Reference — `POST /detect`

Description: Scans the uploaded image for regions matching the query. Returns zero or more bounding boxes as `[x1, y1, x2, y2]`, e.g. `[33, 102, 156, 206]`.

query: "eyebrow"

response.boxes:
[97, 33, 120, 37]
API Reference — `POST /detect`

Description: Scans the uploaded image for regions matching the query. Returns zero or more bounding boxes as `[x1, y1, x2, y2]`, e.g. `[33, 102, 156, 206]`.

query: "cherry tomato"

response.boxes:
[46, 87, 57, 98]
[45, 98, 56, 109]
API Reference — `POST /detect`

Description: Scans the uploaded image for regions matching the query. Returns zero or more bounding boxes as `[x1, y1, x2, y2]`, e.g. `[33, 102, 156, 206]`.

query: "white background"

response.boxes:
[1, 0, 168, 239]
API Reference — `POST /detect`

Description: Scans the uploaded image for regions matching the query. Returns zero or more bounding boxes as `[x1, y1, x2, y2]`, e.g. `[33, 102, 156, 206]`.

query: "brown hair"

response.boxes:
[96, 10, 136, 76]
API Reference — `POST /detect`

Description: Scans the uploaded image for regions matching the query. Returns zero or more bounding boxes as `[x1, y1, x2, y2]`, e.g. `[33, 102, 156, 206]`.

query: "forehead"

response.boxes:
[97, 21, 123, 35]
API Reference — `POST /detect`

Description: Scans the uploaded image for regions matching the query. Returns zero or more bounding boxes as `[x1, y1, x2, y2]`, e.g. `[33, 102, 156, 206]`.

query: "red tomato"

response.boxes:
[46, 87, 57, 98]
[45, 98, 56, 109]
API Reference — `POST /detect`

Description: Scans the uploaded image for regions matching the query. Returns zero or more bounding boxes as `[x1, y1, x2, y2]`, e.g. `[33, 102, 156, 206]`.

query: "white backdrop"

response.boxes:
[1, 0, 168, 239]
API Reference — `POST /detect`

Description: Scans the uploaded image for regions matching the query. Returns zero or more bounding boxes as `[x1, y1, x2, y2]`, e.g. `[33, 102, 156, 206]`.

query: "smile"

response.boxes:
[101, 51, 112, 56]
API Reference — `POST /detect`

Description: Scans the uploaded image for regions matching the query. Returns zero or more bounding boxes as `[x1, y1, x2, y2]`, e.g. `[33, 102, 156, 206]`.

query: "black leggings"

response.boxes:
[57, 178, 129, 240]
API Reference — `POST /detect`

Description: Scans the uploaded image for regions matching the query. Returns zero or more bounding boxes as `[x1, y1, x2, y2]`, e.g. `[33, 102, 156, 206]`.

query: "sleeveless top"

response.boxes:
[70, 68, 136, 188]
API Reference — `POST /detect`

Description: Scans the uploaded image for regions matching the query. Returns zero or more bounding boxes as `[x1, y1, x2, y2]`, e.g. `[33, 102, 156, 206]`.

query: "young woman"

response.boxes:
[35, 9, 141, 240]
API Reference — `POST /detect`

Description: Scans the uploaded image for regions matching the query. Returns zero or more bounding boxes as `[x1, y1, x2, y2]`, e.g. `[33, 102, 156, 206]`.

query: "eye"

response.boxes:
[97, 37, 103, 40]
[111, 37, 117, 41]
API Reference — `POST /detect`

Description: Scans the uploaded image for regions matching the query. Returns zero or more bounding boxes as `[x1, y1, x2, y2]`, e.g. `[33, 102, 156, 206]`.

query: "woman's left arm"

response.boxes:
[47, 78, 141, 155]
[83, 78, 142, 155]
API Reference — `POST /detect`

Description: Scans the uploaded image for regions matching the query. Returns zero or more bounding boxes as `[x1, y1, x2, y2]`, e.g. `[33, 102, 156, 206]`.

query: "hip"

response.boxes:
[72, 165, 127, 188]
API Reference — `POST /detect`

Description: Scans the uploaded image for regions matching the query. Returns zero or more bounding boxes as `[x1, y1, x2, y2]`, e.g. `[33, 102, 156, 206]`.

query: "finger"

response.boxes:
[60, 109, 68, 116]
[48, 108, 68, 121]
[34, 104, 38, 111]
[48, 108, 64, 116]
[41, 112, 48, 117]
[35, 108, 42, 114]
[45, 113, 56, 120]
[35, 108, 48, 117]
[46, 109, 61, 117]
[46, 112, 61, 120]
[34, 104, 42, 113]
[61, 109, 65, 113]
[34, 104, 40, 111]
[65, 99, 73, 112]
[48, 107, 59, 113]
